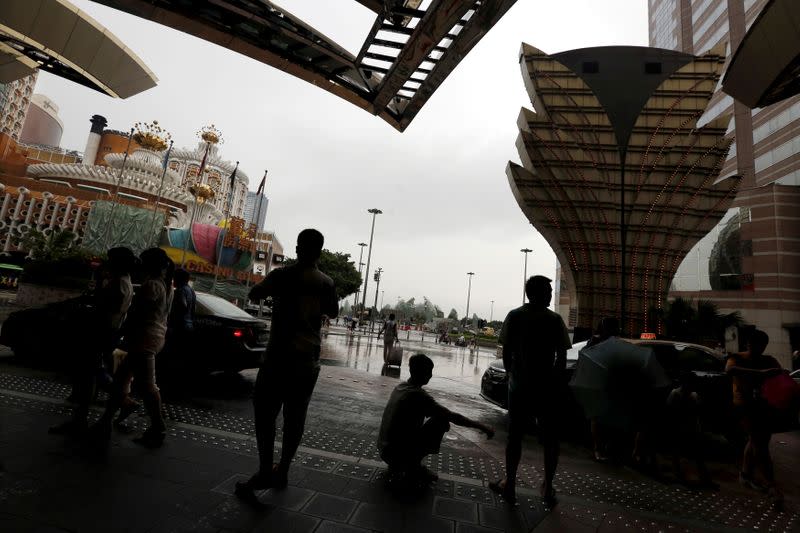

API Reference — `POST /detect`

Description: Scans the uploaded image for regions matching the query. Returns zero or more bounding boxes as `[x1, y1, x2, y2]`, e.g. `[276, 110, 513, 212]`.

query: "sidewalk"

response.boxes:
[1, 349, 799, 532]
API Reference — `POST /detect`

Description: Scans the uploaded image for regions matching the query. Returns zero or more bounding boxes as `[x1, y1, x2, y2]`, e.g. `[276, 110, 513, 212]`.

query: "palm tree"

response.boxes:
[661, 298, 744, 344]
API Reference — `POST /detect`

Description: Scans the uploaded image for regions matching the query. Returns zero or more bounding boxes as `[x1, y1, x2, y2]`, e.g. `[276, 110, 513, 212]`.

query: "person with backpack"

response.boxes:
[726, 329, 784, 508]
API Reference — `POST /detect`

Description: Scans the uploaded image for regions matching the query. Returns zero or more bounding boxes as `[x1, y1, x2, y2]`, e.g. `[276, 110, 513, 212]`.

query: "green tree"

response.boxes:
[20, 229, 95, 289]
[284, 249, 361, 301]
[448, 308, 459, 320]
[488, 320, 504, 331]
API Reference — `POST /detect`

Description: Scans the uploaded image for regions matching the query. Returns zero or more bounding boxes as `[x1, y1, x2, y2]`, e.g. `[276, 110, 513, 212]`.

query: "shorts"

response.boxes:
[121, 349, 158, 390]
[507, 386, 560, 440]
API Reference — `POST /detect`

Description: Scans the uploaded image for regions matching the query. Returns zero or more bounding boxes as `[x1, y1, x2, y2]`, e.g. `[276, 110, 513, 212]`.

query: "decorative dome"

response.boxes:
[188, 183, 215, 203]
[133, 120, 171, 152]
[197, 124, 223, 145]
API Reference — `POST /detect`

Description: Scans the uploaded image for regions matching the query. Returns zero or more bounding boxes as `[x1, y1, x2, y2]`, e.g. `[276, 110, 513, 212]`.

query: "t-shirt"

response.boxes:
[499, 304, 571, 392]
[169, 284, 196, 331]
[122, 277, 170, 354]
[94, 273, 133, 332]
[726, 353, 781, 406]
[382, 320, 397, 342]
[378, 381, 450, 453]
[249, 262, 338, 363]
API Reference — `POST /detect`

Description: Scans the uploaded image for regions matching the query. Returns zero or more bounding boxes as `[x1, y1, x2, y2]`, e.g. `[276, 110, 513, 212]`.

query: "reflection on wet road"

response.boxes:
[318, 327, 497, 386]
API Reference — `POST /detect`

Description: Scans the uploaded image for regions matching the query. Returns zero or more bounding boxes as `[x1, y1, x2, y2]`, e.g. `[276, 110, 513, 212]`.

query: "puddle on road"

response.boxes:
[319, 328, 496, 389]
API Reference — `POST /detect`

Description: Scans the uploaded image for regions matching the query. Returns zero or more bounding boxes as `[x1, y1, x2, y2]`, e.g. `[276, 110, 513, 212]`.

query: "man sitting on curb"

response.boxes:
[378, 353, 495, 486]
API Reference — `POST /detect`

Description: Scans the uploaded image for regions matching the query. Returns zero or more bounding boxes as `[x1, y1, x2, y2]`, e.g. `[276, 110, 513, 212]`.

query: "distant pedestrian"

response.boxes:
[726, 329, 784, 508]
[90, 247, 173, 448]
[378, 353, 493, 487]
[378, 313, 399, 363]
[49, 247, 135, 436]
[169, 268, 196, 334]
[666, 373, 717, 489]
[155, 268, 196, 377]
[236, 229, 338, 502]
[490, 275, 570, 507]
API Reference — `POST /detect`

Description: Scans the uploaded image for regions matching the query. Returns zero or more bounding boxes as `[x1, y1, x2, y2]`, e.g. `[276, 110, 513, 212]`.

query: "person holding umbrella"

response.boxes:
[569, 319, 671, 470]
[489, 275, 571, 507]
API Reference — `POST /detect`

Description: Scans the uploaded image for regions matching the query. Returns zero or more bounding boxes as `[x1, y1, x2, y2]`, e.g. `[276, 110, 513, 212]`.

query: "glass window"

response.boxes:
[644, 344, 678, 373]
[675, 346, 722, 372]
[196, 293, 253, 319]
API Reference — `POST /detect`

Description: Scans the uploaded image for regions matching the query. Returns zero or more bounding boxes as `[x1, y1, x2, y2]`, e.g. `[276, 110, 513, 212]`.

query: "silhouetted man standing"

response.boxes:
[490, 275, 570, 507]
[237, 229, 338, 500]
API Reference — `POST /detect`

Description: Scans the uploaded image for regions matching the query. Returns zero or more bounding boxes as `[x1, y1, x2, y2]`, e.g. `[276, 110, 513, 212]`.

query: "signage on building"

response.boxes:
[273, 254, 285, 263]
[184, 260, 265, 283]
[255, 251, 267, 260]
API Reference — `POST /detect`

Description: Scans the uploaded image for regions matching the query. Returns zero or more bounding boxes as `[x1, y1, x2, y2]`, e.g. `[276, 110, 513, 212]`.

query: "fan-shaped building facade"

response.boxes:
[507, 44, 740, 336]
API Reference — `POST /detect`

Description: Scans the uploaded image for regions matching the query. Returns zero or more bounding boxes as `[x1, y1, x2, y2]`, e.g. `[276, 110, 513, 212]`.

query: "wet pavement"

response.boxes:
[317, 325, 494, 387]
[2, 335, 800, 531]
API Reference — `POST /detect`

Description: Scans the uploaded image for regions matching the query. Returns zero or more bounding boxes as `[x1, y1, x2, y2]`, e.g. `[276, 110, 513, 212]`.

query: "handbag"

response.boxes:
[761, 372, 800, 410]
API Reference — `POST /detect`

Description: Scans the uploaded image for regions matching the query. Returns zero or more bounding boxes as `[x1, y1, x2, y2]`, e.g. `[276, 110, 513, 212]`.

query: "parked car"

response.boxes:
[481, 340, 587, 408]
[481, 338, 733, 436]
[164, 291, 268, 374]
[0, 291, 268, 374]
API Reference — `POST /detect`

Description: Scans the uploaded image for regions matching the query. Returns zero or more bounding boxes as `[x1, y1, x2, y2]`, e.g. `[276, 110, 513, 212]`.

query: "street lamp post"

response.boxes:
[464, 272, 475, 331]
[372, 268, 383, 327]
[490, 300, 494, 323]
[520, 248, 532, 304]
[361, 208, 382, 329]
[353, 242, 367, 315]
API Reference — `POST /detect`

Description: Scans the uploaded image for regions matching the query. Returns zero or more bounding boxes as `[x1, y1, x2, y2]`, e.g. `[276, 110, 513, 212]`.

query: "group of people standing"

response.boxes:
[47, 230, 791, 513]
[50, 246, 195, 448]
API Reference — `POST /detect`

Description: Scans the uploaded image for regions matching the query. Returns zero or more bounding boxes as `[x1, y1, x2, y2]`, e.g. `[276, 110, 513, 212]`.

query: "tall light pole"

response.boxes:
[521, 248, 532, 304]
[465, 272, 475, 331]
[352, 242, 367, 315]
[372, 267, 383, 318]
[490, 300, 494, 323]
[361, 208, 382, 322]
[380, 290, 385, 310]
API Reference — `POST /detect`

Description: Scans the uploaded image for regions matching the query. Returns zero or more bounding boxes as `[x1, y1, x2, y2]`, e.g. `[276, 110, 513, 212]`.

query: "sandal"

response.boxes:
[739, 472, 766, 492]
[234, 481, 267, 509]
[115, 401, 140, 426]
[488, 479, 517, 504]
[133, 429, 166, 448]
[593, 451, 609, 463]
[237, 464, 285, 493]
[541, 482, 558, 508]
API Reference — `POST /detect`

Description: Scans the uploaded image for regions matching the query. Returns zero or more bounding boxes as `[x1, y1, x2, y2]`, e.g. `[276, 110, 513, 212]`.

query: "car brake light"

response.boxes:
[233, 329, 244, 338]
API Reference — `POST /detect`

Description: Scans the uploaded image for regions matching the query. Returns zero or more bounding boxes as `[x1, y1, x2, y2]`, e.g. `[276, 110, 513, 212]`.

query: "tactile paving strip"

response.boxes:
[2, 373, 799, 531]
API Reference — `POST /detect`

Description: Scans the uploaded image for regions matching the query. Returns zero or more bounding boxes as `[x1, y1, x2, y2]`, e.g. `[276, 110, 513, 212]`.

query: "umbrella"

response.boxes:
[569, 338, 671, 429]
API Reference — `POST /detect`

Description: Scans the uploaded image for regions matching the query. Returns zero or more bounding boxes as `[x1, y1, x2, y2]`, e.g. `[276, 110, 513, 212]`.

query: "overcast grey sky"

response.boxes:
[35, 0, 647, 321]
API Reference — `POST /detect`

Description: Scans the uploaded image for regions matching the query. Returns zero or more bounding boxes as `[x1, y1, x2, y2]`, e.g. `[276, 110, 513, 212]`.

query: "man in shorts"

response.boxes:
[490, 275, 571, 507]
[236, 229, 338, 501]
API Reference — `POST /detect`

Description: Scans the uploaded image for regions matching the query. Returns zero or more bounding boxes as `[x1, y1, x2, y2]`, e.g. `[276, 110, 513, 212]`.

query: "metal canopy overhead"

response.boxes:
[0, 0, 158, 99]
[90, 0, 517, 131]
[723, 0, 800, 108]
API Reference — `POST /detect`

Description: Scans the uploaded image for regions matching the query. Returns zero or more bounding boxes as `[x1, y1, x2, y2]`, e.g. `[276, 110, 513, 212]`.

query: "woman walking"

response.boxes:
[91, 248, 174, 448]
